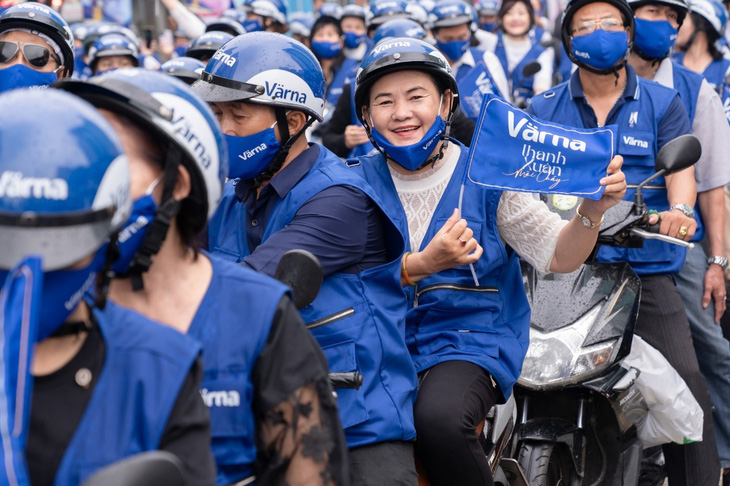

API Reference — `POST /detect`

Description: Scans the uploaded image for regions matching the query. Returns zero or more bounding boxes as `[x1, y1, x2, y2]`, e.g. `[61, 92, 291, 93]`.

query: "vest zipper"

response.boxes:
[306, 307, 356, 330]
[413, 283, 499, 307]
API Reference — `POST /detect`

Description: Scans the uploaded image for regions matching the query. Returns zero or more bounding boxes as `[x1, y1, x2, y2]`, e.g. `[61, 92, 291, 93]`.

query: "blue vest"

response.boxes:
[353, 144, 531, 400]
[456, 48, 505, 120]
[208, 146, 418, 449]
[52, 302, 201, 486]
[669, 62, 706, 242]
[187, 253, 287, 485]
[530, 75, 687, 275]
[494, 31, 545, 101]
[326, 57, 360, 109]
[702, 57, 730, 91]
[348, 77, 375, 158]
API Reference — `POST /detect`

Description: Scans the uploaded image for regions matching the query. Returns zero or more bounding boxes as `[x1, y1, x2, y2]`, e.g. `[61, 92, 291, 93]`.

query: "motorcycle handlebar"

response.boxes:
[329, 372, 364, 390]
[630, 228, 695, 249]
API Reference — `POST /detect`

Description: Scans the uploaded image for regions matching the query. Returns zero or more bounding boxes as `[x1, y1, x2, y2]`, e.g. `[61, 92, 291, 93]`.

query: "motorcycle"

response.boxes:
[510, 134, 701, 486]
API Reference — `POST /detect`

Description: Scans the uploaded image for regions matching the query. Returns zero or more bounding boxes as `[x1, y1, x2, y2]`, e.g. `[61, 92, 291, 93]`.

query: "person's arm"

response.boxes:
[252, 297, 348, 486]
[161, 0, 206, 39]
[691, 82, 730, 321]
[243, 185, 378, 277]
[653, 94, 697, 240]
[699, 188, 727, 322]
[321, 83, 357, 158]
[158, 357, 217, 486]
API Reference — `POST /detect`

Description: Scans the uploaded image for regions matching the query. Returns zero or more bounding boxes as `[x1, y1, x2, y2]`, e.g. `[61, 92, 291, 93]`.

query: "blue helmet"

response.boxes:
[405, 3, 430, 26]
[222, 8, 248, 23]
[430, 0, 477, 31]
[0, 89, 131, 271]
[88, 34, 140, 72]
[57, 69, 227, 226]
[354, 37, 459, 122]
[205, 16, 247, 36]
[373, 19, 427, 43]
[186, 31, 234, 61]
[474, 0, 500, 16]
[249, 0, 288, 25]
[369, 0, 411, 28]
[83, 23, 139, 53]
[288, 12, 316, 37]
[160, 56, 206, 85]
[318, 1, 343, 19]
[193, 32, 325, 120]
[0, 3, 74, 75]
[688, 0, 727, 34]
[341, 4, 368, 21]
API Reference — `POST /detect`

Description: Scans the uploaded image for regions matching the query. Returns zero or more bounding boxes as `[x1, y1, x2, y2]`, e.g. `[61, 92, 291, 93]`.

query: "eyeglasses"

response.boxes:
[0, 41, 60, 69]
[571, 18, 624, 36]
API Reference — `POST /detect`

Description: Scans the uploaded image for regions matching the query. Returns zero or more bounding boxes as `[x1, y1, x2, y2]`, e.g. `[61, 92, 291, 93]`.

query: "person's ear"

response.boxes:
[173, 164, 192, 201]
[286, 110, 308, 134]
[361, 106, 371, 129]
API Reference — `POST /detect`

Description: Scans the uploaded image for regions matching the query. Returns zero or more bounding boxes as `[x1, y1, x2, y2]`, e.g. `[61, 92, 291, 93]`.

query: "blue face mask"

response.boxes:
[0, 64, 57, 93]
[0, 248, 109, 342]
[435, 39, 470, 61]
[344, 31, 366, 48]
[311, 40, 342, 59]
[225, 123, 282, 180]
[481, 21, 499, 32]
[74, 46, 85, 59]
[243, 18, 263, 32]
[634, 18, 677, 59]
[112, 176, 161, 275]
[174, 45, 189, 58]
[571, 30, 628, 71]
[370, 108, 447, 171]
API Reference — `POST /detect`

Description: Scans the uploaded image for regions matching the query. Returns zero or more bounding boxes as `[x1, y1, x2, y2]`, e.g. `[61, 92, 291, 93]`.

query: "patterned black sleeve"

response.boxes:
[252, 296, 349, 486]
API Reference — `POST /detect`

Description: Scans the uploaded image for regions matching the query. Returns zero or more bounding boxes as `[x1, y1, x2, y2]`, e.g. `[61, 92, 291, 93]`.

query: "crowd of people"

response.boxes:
[1, 0, 730, 485]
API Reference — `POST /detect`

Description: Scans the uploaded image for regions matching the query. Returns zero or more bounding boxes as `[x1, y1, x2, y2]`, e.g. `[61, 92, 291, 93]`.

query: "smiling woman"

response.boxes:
[352, 36, 627, 486]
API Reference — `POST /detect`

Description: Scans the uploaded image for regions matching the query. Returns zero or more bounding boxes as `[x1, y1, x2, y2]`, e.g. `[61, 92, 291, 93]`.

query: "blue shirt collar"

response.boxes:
[569, 64, 640, 100]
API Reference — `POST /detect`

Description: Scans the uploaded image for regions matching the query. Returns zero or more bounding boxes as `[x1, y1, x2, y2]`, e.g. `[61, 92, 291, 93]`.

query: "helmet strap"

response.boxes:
[251, 107, 316, 190]
[94, 231, 121, 310]
[127, 144, 182, 291]
[678, 27, 699, 52]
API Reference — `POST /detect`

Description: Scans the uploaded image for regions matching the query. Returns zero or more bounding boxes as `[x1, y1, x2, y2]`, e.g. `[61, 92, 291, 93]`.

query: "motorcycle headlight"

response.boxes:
[518, 304, 619, 390]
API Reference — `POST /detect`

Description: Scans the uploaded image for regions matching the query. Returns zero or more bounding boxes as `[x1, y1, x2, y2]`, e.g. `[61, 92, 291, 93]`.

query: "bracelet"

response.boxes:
[401, 252, 416, 286]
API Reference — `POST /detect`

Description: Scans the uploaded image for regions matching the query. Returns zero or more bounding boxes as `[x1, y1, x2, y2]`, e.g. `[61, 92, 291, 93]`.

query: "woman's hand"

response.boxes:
[403, 209, 483, 285]
[344, 125, 370, 149]
[579, 155, 627, 218]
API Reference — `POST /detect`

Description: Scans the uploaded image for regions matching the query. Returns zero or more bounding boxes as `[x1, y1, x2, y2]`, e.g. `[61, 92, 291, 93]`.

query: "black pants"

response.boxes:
[636, 275, 720, 486]
[414, 361, 499, 486]
[349, 440, 418, 486]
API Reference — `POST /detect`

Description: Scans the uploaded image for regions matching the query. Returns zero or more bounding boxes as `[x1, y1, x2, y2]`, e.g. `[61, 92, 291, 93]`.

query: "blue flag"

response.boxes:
[464, 95, 617, 200]
[458, 62, 503, 120]
[0, 257, 42, 486]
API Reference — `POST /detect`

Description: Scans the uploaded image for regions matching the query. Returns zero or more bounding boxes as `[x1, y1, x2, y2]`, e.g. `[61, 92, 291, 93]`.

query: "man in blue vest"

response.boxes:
[628, 0, 730, 478]
[194, 32, 420, 486]
[430, 0, 509, 119]
[529, 0, 720, 482]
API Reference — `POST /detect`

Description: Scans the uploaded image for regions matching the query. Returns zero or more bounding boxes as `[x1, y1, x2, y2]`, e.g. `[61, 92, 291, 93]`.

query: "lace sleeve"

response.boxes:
[253, 298, 348, 486]
[496, 191, 568, 273]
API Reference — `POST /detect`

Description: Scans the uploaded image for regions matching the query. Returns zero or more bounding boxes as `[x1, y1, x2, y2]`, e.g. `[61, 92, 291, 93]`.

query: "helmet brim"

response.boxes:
[0, 220, 112, 271]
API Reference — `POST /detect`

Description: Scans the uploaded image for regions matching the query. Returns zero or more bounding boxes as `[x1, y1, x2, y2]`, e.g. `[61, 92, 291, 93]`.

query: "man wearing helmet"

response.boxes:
[340, 4, 370, 61]
[195, 32, 421, 485]
[87, 33, 139, 76]
[0, 88, 216, 485]
[0, 2, 74, 91]
[430, 0, 509, 117]
[529, 0, 719, 483]
[627, 0, 730, 479]
[244, 0, 288, 33]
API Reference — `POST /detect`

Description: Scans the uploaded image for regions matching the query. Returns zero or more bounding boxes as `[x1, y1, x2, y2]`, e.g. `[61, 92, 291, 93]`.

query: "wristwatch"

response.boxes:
[670, 203, 695, 218]
[576, 207, 603, 229]
[707, 256, 729, 271]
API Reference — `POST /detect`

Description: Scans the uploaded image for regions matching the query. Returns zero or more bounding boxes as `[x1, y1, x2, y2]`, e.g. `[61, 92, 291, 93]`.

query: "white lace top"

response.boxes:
[388, 144, 568, 273]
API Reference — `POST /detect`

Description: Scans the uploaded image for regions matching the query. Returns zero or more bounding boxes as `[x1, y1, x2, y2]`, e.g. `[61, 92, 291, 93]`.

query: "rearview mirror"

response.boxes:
[81, 452, 185, 486]
[274, 249, 323, 309]
[654, 134, 701, 174]
[521, 61, 541, 78]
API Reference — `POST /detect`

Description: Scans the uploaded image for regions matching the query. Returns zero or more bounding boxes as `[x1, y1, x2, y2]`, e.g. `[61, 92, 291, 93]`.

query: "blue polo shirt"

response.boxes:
[237, 144, 389, 277]
[528, 65, 688, 149]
